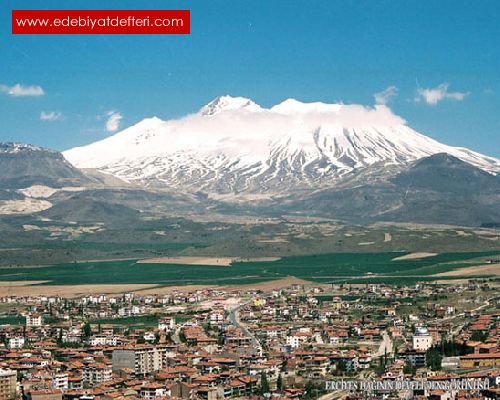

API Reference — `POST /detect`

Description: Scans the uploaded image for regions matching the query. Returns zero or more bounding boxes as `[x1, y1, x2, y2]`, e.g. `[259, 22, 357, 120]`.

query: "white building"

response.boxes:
[158, 317, 176, 332]
[9, 336, 25, 349]
[26, 313, 42, 328]
[82, 364, 112, 385]
[144, 332, 156, 342]
[89, 335, 118, 347]
[140, 383, 168, 399]
[0, 369, 17, 400]
[413, 327, 433, 351]
[209, 311, 224, 325]
[52, 373, 69, 390]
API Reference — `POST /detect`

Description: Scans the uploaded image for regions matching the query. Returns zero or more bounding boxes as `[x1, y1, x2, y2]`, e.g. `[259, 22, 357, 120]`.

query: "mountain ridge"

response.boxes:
[0, 140, 498, 226]
[63, 96, 500, 195]
[0, 142, 93, 189]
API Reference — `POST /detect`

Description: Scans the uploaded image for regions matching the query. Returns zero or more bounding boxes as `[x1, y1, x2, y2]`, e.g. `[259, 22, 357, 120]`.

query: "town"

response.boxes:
[0, 278, 498, 400]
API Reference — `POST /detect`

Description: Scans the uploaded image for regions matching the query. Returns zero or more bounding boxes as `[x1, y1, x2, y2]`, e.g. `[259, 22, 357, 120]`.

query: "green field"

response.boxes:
[0, 251, 497, 286]
[91, 314, 191, 327]
[91, 315, 159, 328]
[0, 315, 25, 325]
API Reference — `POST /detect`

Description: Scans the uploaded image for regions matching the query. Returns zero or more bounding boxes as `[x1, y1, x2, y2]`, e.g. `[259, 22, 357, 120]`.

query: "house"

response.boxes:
[82, 363, 112, 385]
[26, 390, 63, 400]
[158, 317, 176, 332]
[9, 336, 25, 349]
[398, 349, 426, 368]
[209, 311, 225, 326]
[413, 327, 433, 351]
[459, 352, 500, 369]
[26, 313, 43, 328]
[52, 373, 69, 390]
[0, 369, 17, 400]
[140, 382, 168, 399]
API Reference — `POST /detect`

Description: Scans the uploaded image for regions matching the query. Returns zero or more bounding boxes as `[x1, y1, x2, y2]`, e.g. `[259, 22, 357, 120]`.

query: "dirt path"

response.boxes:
[0, 276, 311, 298]
[0, 282, 159, 297]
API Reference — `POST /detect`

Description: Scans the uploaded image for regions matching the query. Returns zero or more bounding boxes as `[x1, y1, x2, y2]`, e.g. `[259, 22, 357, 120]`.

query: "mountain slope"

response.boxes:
[40, 196, 141, 224]
[392, 153, 500, 193]
[63, 96, 500, 195]
[0, 143, 93, 189]
[280, 154, 500, 226]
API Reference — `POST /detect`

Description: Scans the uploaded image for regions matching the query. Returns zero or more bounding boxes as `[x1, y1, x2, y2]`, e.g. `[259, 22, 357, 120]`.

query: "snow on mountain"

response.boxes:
[63, 96, 500, 194]
[199, 95, 262, 115]
[0, 142, 55, 154]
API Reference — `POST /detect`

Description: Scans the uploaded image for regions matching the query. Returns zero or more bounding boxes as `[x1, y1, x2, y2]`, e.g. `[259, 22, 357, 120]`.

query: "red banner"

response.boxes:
[12, 10, 190, 34]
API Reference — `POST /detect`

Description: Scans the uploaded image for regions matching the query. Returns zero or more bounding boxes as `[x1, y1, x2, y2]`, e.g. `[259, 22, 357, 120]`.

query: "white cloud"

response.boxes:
[374, 85, 398, 105]
[63, 97, 409, 168]
[40, 111, 63, 121]
[105, 111, 123, 132]
[0, 83, 45, 97]
[415, 83, 469, 105]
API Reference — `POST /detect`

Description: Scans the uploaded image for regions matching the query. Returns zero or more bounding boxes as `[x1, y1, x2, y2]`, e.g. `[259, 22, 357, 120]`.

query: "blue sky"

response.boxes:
[0, 0, 499, 156]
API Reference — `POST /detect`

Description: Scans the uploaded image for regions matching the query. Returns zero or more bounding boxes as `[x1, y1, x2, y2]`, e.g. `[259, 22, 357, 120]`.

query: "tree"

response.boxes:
[426, 347, 442, 371]
[403, 361, 415, 375]
[374, 356, 386, 376]
[280, 359, 288, 372]
[57, 329, 63, 346]
[83, 322, 92, 338]
[277, 373, 284, 392]
[260, 372, 270, 395]
[305, 381, 315, 398]
[337, 359, 347, 375]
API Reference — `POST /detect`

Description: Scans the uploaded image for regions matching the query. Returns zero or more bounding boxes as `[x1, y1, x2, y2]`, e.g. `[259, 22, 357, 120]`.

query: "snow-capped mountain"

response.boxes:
[63, 96, 500, 194]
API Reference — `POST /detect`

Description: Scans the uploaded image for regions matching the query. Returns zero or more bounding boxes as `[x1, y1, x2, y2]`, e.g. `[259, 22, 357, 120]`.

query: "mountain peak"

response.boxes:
[0, 142, 91, 189]
[199, 95, 261, 115]
[63, 96, 500, 194]
[0, 142, 55, 155]
[393, 152, 500, 193]
[414, 152, 467, 166]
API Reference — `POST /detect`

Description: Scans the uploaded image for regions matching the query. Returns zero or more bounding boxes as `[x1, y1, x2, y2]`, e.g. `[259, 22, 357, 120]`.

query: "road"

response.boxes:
[228, 300, 262, 354]
[441, 294, 497, 336]
[374, 330, 394, 358]
[171, 326, 182, 345]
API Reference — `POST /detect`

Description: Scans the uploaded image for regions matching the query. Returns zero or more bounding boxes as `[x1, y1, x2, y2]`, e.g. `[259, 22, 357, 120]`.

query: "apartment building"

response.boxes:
[82, 364, 112, 386]
[0, 369, 16, 400]
[112, 345, 169, 375]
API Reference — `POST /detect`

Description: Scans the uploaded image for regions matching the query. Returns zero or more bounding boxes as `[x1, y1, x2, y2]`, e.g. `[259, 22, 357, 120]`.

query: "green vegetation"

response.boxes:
[2, 214, 500, 269]
[260, 372, 270, 395]
[92, 315, 159, 327]
[0, 315, 25, 325]
[0, 251, 497, 286]
[426, 347, 443, 371]
[91, 314, 191, 327]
